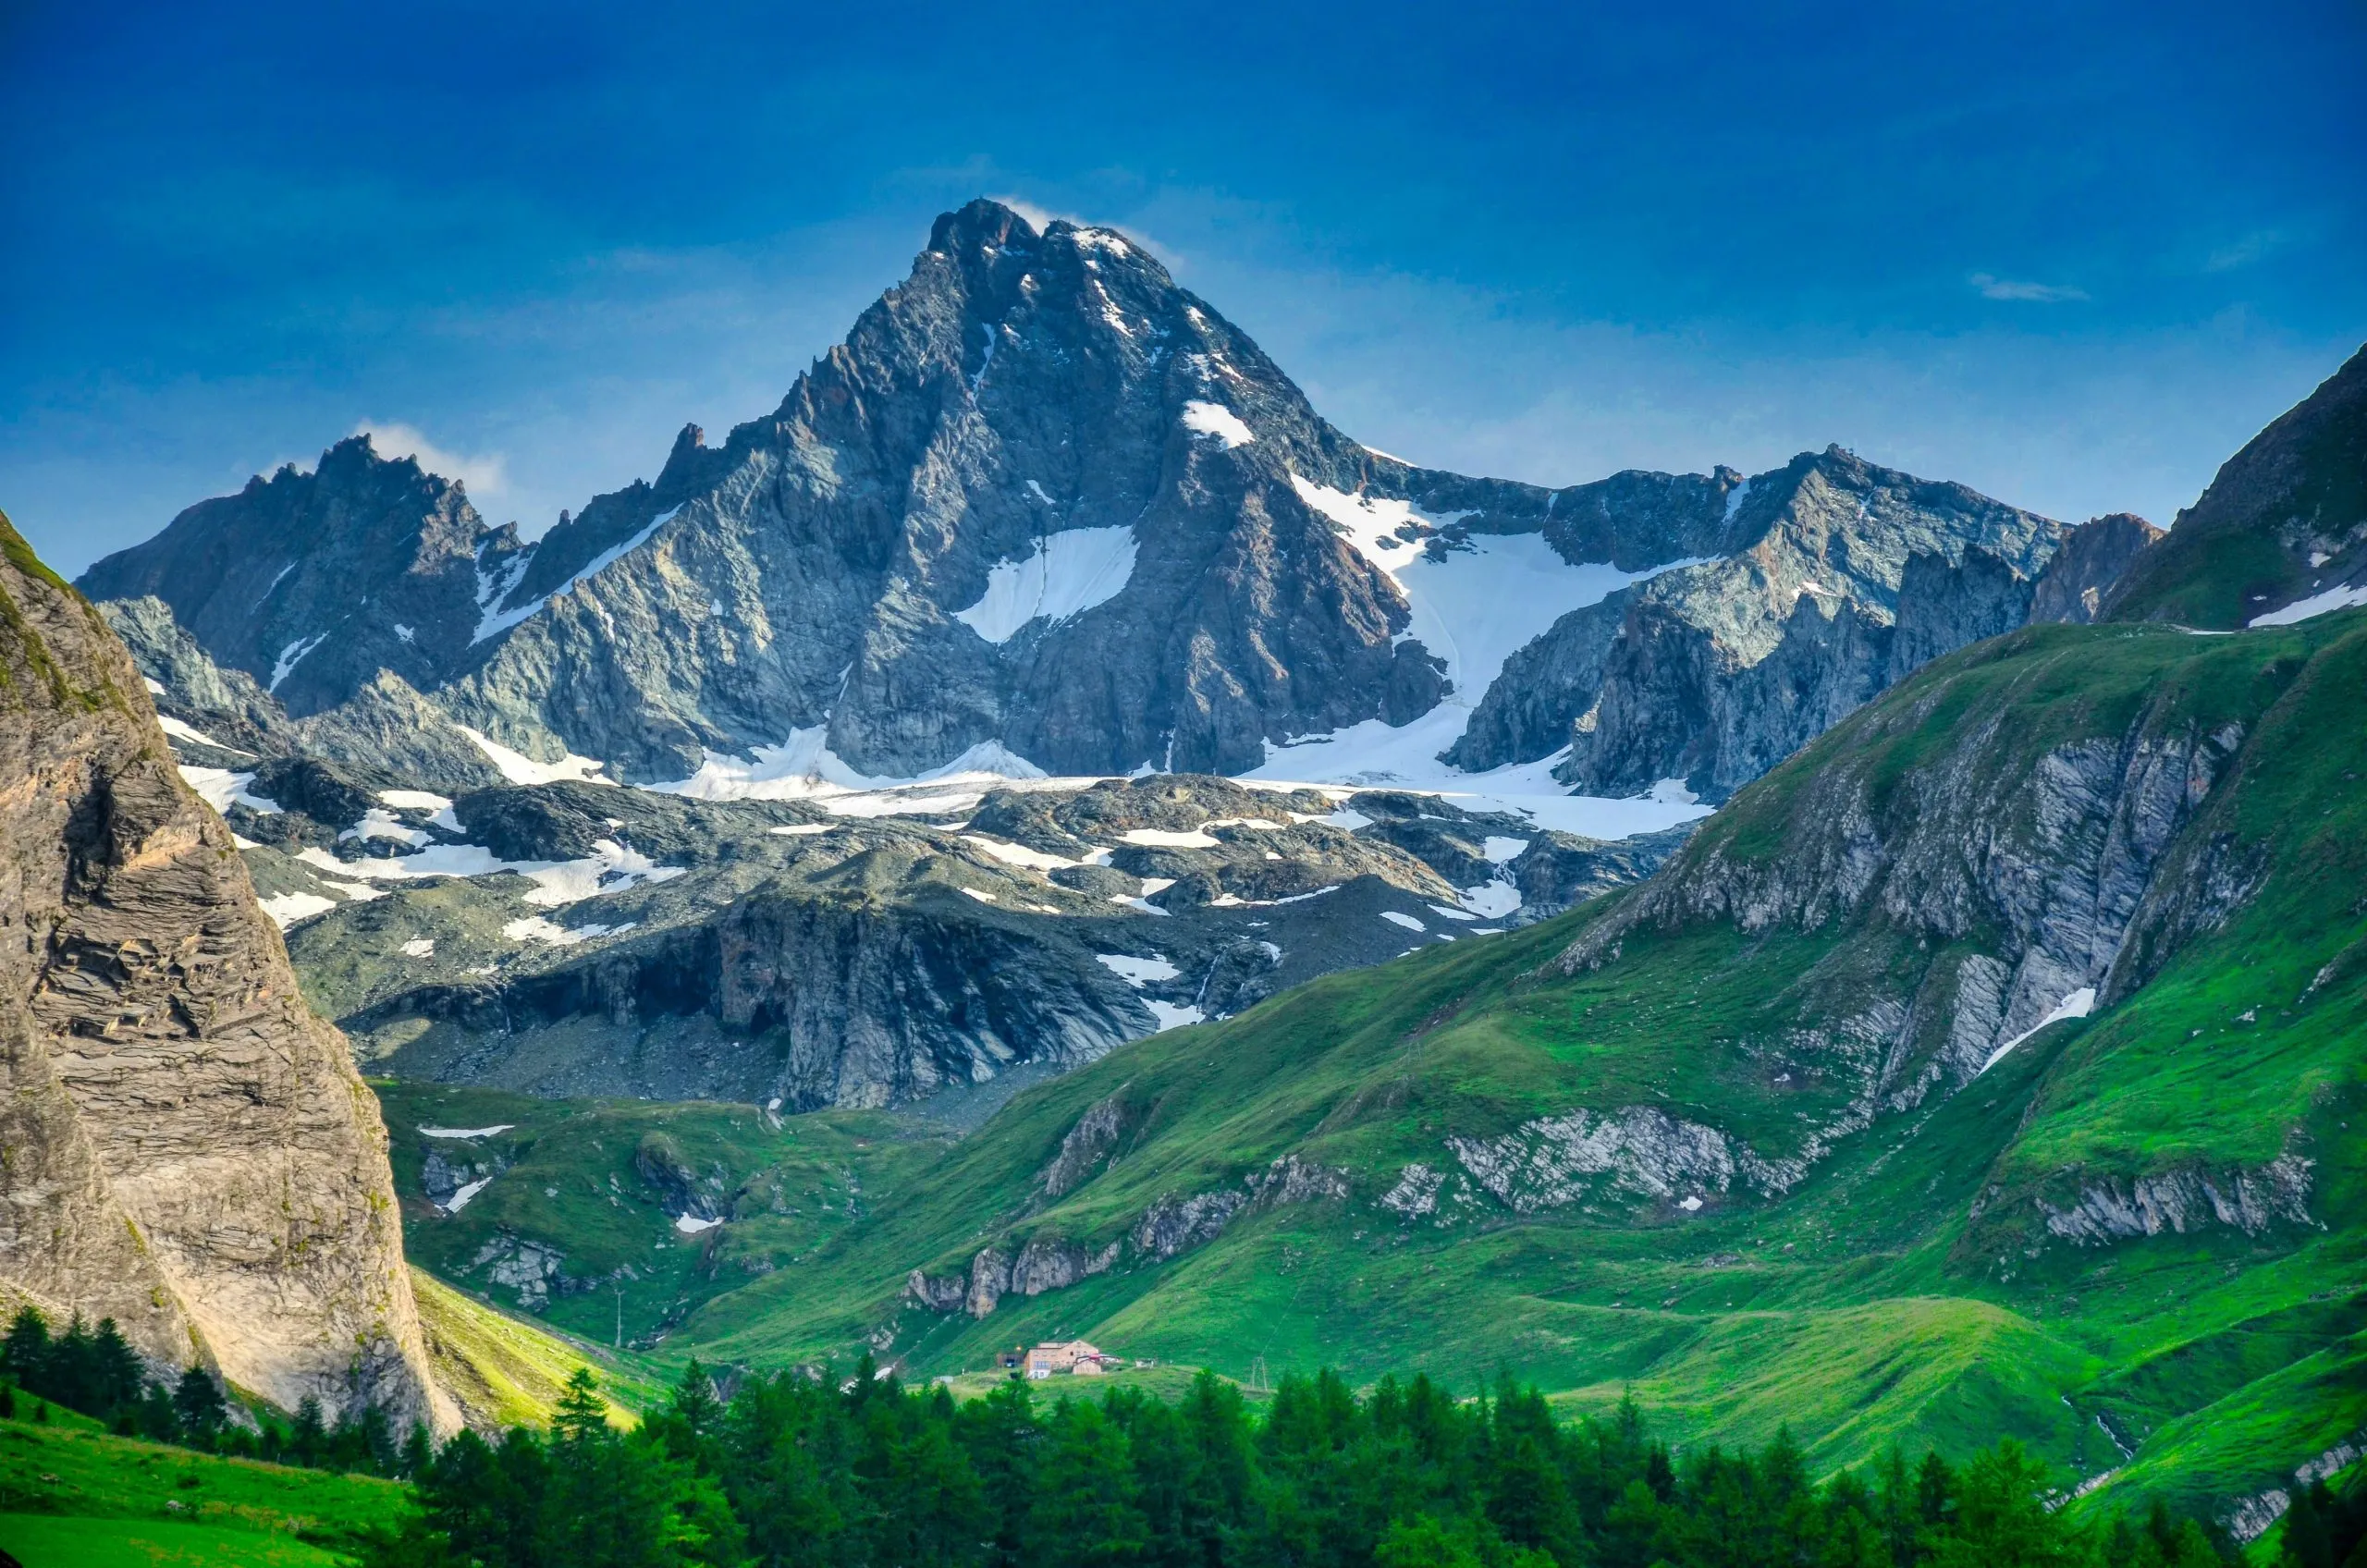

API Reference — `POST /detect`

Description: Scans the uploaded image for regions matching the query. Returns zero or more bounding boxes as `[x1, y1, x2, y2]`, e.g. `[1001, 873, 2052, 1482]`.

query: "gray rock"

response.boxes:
[2030, 514, 2165, 624]
[1129, 1191, 1246, 1259]
[78, 435, 510, 717]
[1531, 447, 2078, 800]
[2035, 1156, 2313, 1243]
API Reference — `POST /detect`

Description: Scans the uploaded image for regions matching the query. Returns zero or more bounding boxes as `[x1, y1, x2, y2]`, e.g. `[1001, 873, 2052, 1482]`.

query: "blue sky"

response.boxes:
[3, 0, 2361, 575]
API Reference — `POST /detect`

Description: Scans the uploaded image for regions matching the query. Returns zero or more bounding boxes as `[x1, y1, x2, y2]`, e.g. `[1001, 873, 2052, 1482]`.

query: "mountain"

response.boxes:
[76, 436, 513, 719]
[82, 200, 2138, 811]
[0, 514, 454, 1431]
[2106, 343, 2367, 630]
[61, 202, 2177, 1112]
[1445, 446, 2146, 798]
[469, 603, 2358, 1531]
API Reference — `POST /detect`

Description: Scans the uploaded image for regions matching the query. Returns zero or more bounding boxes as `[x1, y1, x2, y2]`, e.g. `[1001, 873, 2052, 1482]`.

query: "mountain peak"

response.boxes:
[927, 197, 1042, 258]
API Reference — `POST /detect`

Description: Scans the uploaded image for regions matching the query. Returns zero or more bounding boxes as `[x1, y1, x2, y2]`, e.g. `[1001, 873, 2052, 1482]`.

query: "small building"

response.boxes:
[1026, 1339, 1110, 1378]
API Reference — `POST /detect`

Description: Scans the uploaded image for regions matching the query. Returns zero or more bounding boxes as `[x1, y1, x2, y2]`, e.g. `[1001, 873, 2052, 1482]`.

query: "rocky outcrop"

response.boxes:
[2034, 1156, 2314, 1244]
[1008, 1235, 1122, 1295]
[908, 1147, 1354, 1319]
[1447, 1107, 1748, 1211]
[1129, 1192, 1247, 1260]
[0, 516, 451, 1429]
[2030, 514, 2164, 624]
[1039, 1090, 1134, 1198]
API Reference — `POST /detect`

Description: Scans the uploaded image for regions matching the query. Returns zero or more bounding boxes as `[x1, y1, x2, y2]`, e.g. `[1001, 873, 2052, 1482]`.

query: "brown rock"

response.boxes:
[0, 515, 452, 1430]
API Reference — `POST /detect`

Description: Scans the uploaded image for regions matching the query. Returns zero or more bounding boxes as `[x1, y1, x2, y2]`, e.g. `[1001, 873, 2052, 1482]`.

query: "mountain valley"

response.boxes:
[6, 198, 2365, 1547]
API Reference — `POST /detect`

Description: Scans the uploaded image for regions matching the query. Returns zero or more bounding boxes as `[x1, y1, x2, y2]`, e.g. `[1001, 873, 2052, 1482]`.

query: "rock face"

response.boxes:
[78, 437, 512, 718]
[2107, 342, 2367, 629]
[2030, 513, 2164, 624]
[1450, 447, 2110, 799]
[0, 517, 452, 1429]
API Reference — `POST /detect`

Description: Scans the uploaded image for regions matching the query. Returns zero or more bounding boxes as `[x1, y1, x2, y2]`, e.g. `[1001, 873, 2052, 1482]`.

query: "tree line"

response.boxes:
[0, 1305, 428, 1476]
[362, 1355, 2304, 1568]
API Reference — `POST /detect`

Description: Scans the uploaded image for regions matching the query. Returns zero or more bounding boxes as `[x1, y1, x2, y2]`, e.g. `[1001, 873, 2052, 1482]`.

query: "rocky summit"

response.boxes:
[0, 514, 453, 1432]
[83, 200, 2160, 805]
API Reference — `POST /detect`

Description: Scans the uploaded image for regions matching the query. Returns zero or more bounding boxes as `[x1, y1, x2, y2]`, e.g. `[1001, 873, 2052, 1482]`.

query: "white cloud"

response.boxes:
[354, 421, 508, 497]
[1969, 274, 2090, 303]
[987, 195, 1073, 233]
[2204, 229, 2287, 273]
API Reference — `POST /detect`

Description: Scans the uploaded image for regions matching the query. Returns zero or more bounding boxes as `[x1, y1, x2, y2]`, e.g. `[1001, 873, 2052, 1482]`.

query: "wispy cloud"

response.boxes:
[353, 421, 507, 497]
[1969, 273, 2090, 303]
[2204, 229, 2287, 273]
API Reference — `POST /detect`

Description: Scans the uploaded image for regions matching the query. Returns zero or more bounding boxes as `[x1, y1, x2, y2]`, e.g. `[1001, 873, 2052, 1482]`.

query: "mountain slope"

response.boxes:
[0, 513, 453, 1431]
[2107, 342, 2367, 630]
[552, 606, 2367, 1527]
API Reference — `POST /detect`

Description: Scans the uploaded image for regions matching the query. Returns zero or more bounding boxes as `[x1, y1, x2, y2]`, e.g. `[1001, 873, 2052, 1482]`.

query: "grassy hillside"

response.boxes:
[0, 1412, 405, 1565]
[369, 611, 2367, 1531]
[411, 1268, 667, 1429]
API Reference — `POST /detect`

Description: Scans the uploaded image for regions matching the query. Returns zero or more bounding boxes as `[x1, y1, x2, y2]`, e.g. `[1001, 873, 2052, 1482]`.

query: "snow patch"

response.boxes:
[1723, 478, 1752, 522]
[1482, 836, 1529, 864]
[966, 836, 1084, 870]
[343, 807, 431, 848]
[674, 1213, 723, 1235]
[458, 726, 613, 786]
[400, 937, 436, 958]
[953, 525, 1137, 643]
[2250, 582, 2367, 627]
[1119, 827, 1219, 849]
[442, 1177, 493, 1214]
[1145, 1000, 1205, 1032]
[504, 915, 631, 946]
[259, 892, 337, 928]
[179, 767, 281, 815]
[652, 728, 1050, 807]
[268, 633, 327, 693]
[310, 837, 681, 907]
[420, 1124, 514, 1140]
[1459, 880, 1523, 919]
[156, 714, 239, 751]
[141, 676, 166, 695]
[1380, 911, 1426, 932]
[1097, 952, 1181, 986]
[474, 507, 680, 643]
[1182, 400, 1255, 448]
[1979, 987, 2097, 1075]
